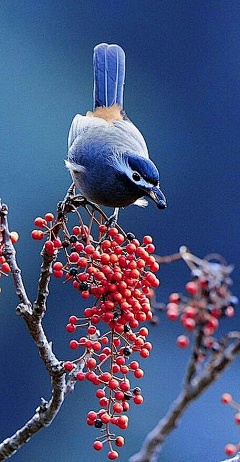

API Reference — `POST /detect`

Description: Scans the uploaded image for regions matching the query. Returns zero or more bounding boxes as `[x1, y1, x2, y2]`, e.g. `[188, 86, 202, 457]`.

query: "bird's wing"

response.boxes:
[68, 114, 108, 150]
[113, 119, 149, 158]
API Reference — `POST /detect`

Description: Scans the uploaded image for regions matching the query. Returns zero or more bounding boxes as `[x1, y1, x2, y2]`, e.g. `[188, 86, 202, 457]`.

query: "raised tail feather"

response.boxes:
[93, 43, 125, 109]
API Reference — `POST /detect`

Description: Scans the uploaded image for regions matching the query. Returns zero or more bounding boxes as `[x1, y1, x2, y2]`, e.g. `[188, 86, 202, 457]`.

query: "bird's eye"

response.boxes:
[132, 171, 141, 182]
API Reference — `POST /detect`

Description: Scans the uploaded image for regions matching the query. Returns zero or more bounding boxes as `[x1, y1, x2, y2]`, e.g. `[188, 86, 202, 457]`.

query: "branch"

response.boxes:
[130, 335, 240, 462]
[219, 454, 240, 462]
[0, 201, 65, 460]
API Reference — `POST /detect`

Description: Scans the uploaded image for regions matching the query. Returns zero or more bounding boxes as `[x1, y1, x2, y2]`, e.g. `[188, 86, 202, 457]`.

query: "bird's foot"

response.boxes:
[104, 207, 119, 229]
[98, 208, 119, 244]
[58, 184, 87, 216]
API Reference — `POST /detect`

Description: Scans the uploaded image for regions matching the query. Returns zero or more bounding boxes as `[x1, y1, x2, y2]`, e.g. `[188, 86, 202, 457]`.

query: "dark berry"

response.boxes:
[123, 346, 132, 356]
[127, 232, 135, 241]
[62, 240, 70, 248]
[70, 235, 77, 243]
[69, 268, 78, 277]
[133, 387, 141, 395]
[79, 282, 89, 292]
[124, 325, 131, 333]
[94, 419, 103, 428]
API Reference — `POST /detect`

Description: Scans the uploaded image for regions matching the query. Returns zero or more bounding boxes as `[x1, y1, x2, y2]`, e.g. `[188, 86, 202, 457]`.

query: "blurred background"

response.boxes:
[1, 1, 240, 461]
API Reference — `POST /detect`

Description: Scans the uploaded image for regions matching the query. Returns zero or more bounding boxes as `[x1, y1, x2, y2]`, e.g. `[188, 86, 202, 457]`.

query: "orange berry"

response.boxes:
[10, 231, 19, 243]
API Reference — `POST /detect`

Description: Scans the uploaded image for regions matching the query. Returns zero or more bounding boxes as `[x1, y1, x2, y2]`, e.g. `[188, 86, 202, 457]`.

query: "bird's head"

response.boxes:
[111, 152, 167, 209]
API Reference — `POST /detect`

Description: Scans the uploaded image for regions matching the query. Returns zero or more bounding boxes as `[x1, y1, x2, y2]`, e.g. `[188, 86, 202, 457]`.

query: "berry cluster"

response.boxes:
[32, 209, 159, 459]
[221, 393, 240, 456]
[165, 260, 237, 353]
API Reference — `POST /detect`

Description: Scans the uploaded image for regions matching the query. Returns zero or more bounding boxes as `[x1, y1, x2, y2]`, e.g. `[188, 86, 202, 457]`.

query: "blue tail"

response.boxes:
[93, 43, 125, 109]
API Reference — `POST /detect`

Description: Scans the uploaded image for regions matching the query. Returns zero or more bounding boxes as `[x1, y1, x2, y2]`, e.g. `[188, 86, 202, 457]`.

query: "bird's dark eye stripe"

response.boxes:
[132, 171, 141, 181]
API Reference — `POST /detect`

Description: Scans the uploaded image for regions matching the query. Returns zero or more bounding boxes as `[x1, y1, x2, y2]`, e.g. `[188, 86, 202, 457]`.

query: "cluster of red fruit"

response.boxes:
[221, 393, 240, 456]
[166, 270, 236, 352]
[32, 212, 159, 459]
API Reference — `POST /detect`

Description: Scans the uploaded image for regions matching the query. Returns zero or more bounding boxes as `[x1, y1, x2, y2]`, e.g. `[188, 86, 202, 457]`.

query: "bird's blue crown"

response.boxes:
[126, 154, 159, 186]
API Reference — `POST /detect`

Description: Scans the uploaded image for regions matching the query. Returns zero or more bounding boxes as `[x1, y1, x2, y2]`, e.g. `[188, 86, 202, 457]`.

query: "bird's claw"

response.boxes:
[104, 207, 119, 229]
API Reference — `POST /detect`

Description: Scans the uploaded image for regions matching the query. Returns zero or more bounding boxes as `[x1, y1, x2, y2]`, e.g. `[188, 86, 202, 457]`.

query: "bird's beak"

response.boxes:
[147, 185, 167, 209]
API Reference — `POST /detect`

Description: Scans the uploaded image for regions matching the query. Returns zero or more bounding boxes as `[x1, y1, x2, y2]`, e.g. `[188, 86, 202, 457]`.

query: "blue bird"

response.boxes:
[66, 43, 166, 223]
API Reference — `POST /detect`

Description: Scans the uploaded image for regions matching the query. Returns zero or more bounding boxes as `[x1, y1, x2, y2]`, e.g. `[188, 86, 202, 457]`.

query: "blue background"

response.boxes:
[1, 1, 240, 461]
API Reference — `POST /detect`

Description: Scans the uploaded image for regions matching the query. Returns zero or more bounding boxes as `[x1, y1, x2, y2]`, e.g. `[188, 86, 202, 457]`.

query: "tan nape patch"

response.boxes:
[86, 104, 123, 123]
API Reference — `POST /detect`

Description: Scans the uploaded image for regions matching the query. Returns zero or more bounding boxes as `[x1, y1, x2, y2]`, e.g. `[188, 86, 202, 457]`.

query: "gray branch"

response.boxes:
[219, 454, 240, 462]
[0, 201, 66, 460]
[130, 335, 240, 462]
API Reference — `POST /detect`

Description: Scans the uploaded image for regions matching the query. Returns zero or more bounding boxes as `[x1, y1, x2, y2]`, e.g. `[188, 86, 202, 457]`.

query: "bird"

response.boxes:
[65, 43, 167, 224]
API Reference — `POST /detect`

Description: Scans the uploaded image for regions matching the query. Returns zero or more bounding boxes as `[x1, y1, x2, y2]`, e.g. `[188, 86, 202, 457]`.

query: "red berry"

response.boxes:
[96, 389, 105, 399]
[82, 291, 90, 299]
[86, 358, 97, 369]
[72, 226, 81, 235]
[113, 403, 123, 413]
[133, 394, 144, 404]
[99, 224, 107, 233]
[10, 231, 19, 243]
[134, 369, 144, 378]
[78, 257, 88, 267]
[176, 335, 189, 348]
[120, 365, 129, 374]
[31, 230, 44, 240]
[169, 293, 180, 303]
[76, 372, 85, 381]
[69, 315, 78, 324]
[221, 393, 232, 404]
[66, 324, 76, 333]
[88, 410, 97, 420]
[115, 391, 124, 400]
[235, 413, 240, 424]
[117, 415, 128, 428]
[69, 252, 79, 263]
[108, 227, 118, 237]
[109, 379, 119, 390]
[116, 356, 125, 366]
[185, 281, 198, 295]
[92, 341, 101, 352]
[139, 327, 148, 337]
[115, 436, 125, 447]
[99, 397, 108, 407]
[88, 325, 96, 335]
[64, 361, 74, 371]
[53, 238, 62, 248]
[34, 217, 46, 228]
[146, 243, 155, 253]
[100, 412, 111, 423]
[140, 348, 149, 358]
[166, 303, 179, 321]
[93, 441, 103, 451]
[225, 444, 237, 456]
[108, 450, 119, 460]
[143, 235, 153, 245]
[45, 213, 54, 221]
[69, 340, 78, 349]
[53, 262, 63, 271]
[130, 361, 139, 370]
[1, 262, 10, 273]
[101, 372, 112, 382]
[85, 244, 95, 254]
[126, 243, 136, 254]
[53, 270, 63, 278]
[182, 317, 196, 331]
